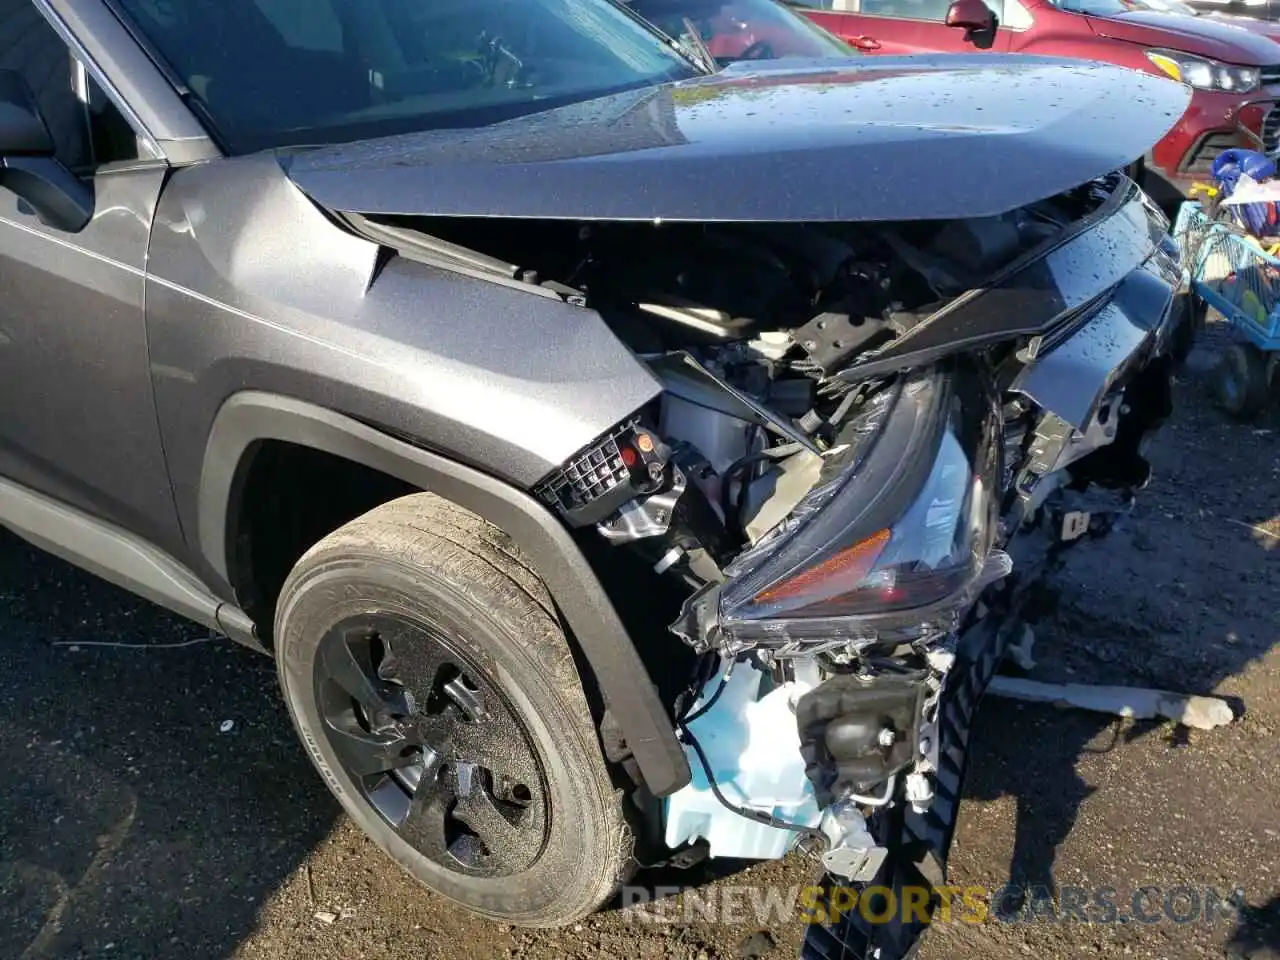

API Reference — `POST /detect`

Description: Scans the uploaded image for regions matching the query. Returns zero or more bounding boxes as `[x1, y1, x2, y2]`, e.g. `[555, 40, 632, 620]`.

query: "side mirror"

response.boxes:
[945, 0, 998, 47]
[0, 70, 92, 233]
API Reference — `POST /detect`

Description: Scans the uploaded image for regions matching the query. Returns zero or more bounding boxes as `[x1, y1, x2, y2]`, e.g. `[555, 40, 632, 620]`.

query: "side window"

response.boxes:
[860, 0, 953, 18]
[0, 2, 91, 168]
[0, 4, 143, 170]
[83, 70, 144, 167]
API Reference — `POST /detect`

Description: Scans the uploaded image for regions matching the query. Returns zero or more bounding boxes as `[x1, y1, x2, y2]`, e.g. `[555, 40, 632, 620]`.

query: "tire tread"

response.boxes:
[275, 492, 633, 926]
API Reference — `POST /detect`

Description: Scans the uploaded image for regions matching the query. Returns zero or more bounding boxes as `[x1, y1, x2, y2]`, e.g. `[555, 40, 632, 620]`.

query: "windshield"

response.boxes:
[1057, 0, 1199, 15]
[114, 0, 700, 154]
[626, 0, 854, 62]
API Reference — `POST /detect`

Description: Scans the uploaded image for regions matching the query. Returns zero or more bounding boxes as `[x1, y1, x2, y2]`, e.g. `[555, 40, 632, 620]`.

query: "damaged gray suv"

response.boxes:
[0, 0, 1193, 956]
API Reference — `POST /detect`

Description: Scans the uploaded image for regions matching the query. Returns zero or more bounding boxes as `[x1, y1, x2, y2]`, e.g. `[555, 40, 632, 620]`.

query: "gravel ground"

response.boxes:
[0, 330, 1277, 960]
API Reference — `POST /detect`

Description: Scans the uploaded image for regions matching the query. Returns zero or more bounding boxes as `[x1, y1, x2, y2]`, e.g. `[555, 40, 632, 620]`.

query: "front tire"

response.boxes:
[274, 493, 632, 926]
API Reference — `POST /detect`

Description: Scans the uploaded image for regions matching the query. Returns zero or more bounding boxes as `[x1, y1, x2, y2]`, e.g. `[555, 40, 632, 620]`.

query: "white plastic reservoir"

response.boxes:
[664, 659, 822, 860]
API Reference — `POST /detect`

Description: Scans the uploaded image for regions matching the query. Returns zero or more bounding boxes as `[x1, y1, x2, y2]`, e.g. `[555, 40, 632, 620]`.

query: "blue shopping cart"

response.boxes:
[1172, 199, 1280, 419]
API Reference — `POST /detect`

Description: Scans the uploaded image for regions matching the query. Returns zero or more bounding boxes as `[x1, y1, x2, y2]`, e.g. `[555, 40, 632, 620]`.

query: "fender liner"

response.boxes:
[199, 391, 691, 798]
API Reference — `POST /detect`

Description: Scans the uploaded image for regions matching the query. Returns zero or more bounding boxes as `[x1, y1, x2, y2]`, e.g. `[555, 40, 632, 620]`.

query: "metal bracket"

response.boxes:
[597, 466, 688, 544]
[819, 800, 889, 883]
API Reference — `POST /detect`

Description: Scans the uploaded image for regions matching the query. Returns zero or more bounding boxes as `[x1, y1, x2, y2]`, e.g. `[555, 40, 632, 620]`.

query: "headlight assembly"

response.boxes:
[1146, 50, 1260, 94]
[717, 364, 1006, 642]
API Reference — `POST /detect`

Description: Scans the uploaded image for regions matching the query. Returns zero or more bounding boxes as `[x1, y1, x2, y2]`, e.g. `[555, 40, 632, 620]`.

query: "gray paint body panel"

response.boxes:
[144, 153, 663, 577]
[0, 163, 185, 556]
[285, 56, 1189, 223]
[198, 392, 691, 796]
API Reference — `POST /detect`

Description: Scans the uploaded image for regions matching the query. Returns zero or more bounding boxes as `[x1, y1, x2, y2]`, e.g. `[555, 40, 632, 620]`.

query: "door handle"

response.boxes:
[852, 36, 881, 50]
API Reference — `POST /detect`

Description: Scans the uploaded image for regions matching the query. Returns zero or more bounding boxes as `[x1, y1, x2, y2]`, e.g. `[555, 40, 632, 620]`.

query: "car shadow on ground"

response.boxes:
[1231, 895, 1280, 958]
[957, 351, 1280, 941]
[0, 529, 342, 960]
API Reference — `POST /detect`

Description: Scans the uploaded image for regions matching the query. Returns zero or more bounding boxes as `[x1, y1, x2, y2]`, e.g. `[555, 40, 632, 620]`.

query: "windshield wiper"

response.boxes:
[679, 17, 719, 73]
[606, 0, 716, 74]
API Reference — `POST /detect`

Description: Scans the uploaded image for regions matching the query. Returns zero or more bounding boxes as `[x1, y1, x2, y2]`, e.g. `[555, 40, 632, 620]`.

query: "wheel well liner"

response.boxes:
[200, 391, 691, 798]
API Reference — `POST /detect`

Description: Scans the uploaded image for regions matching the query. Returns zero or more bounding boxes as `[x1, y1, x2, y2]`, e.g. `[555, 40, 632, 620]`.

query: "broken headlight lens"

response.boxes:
[719, 364, 1002, 639]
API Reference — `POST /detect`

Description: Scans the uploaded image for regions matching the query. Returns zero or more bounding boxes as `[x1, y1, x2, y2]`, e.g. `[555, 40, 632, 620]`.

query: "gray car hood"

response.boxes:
[283, 55, 1189, 223]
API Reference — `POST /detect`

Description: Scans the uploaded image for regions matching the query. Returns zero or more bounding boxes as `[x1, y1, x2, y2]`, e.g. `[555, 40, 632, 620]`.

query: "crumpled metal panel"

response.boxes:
[284, 55, 1188, 224]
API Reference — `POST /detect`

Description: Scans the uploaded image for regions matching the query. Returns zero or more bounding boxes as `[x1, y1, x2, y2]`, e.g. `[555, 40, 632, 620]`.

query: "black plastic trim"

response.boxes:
[0, 474, 259, 649]
[198, 391, 692, 798]
[0, 156, 93, 233]
[836, 178, 1159, 385]
[802, 613, 1013, 960]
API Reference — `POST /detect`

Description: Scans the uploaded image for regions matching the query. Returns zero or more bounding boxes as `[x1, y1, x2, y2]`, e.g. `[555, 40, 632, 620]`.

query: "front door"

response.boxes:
[0, 3, 182, 554]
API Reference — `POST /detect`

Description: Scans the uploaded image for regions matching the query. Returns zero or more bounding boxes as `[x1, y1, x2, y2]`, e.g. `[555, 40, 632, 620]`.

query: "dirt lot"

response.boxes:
[0, 327, 1277, 960]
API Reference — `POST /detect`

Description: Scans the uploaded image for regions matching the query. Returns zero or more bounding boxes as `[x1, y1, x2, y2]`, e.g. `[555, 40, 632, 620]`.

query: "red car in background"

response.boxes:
[794, 0, 1280, 198]
[627, 0, 858, 62]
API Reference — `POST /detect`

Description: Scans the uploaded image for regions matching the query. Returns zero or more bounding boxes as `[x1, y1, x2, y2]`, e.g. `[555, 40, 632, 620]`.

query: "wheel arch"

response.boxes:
[199, 391, 691, 797]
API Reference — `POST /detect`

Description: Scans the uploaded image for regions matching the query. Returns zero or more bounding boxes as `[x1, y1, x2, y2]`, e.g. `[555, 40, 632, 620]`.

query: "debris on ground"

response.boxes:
[1003, 625, 1038, 672]
[987, 677, 1236, 729]
[739, 930, 777, 958]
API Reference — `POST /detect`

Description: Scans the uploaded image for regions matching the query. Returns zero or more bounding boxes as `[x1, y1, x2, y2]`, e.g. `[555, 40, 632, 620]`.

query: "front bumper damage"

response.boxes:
[659, 179, 1182, 960]
[802, 612, 1012, 960]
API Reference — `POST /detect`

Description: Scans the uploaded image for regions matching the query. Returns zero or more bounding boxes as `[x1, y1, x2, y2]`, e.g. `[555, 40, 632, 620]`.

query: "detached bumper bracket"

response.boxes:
[801, 614, 1013, 960]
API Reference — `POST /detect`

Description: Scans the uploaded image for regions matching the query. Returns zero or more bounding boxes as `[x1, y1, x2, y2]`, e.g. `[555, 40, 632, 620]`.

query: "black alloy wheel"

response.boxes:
[314, 616, 548, 877]
[274, 493, 633, 926]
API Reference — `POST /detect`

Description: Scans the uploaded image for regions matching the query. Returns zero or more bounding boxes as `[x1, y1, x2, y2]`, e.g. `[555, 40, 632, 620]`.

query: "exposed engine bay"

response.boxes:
[343, 172, 1181, 956]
